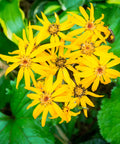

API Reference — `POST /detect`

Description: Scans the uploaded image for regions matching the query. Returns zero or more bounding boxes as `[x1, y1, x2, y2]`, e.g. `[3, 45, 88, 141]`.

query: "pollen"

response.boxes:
[74, 85, 86, 97]
[48, 23, 59, 35]
[80, 42, 95, 55]
[55, 57, 66, 68]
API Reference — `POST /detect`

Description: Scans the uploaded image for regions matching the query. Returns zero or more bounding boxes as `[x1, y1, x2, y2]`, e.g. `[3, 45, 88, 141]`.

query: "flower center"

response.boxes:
[86, 22, 95, 30]
[95, 66, 105, 76]
[20, 56, 31, 68]
[74, 85, 86, 97]
[55, 57, 66, 68]
[80, 42, 95, 55]
[40, 94, 52, 105]
[48, 24, 59, 35]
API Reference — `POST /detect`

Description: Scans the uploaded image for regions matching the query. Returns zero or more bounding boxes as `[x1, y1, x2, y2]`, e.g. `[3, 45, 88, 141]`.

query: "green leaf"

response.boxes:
[0, 0, 25, 41]
[79, 138, 107, 144]
[0, 76, 11, 109]
[0, 27, 18, 55]
[98, 83, 120, 144]
[58, 0, 85, 11]
[0, 80, 55, 144]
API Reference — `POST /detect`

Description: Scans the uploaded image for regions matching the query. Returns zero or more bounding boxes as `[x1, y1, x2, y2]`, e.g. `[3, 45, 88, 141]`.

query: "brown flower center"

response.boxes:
[48, 24, 59, 35]
[74, 85, 86, 97]
[20, 56, 31, 67]
[86, 22, 95, 30]
[40, 93, 52, 105]
[80, 42, 95, 55]
[95, 66, 105, 76]
[55, 57, 66, 68]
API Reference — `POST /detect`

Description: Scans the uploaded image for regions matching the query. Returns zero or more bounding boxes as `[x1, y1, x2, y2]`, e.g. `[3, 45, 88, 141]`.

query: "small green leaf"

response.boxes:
[98, 83, 120, 144]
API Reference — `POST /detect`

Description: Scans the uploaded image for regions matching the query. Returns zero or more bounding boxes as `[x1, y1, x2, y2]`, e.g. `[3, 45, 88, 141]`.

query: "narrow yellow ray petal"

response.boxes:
[45, 75, 53, 94]
[24, 68, 30, 88]
[94, 29, 106, 43]
[62, 67, 72, 84]
[90, 3, 94, 22]
[48, 104, 58, 118]
[79, 6, 89, 21]
[8, 50, 20, 55]
[95, 14, 104, 24]
[41, 12, 50, 24]
[106, 59, 120, 68]
[5, 62, 20, 76]
[36, 15, 45, 25]
[106, 69, 120, 78]
[28, 68, 37, 87]
[31, 25, 42, 31]
[52, 102, 65, 119]
[53, 96, 69, 102]
[54, 12, 60, 24]
[23, 29, 28, 44]
[28, 22, 33, 42]
[67, 28, 85, 37]
[70, 111, 80, 116]
[102, 74, 111, 84]
[84, 96, 95, 107]
[27, 100, 40, 110]
[86, 91, 104, 97]
[52, 85, 68, 97]
[31, 63, 46, 75]
[58, 32, 74, 41]
[67, 12, 86, 26]
[0, 54, 20, 63]
[27, 93, 40, 99]
[16, 67, 24, 89]
[25, 86, 42, 94]
[33, 104, 44, 119]
[92, 76, 100, 92]
[80, 100, 88, 117]
[41, 107, 49, 127]
[69, 98, 77, 109]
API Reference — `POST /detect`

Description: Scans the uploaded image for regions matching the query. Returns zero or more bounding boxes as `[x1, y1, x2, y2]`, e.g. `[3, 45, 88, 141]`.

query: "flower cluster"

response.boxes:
[0, 3, 120, 127]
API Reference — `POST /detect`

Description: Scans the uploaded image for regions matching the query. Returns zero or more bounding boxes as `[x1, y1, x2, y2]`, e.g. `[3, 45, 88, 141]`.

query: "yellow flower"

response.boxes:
[32, 12, 74, 43]
[65, 38, 111, 56]
[59, 99, 81, 123]
[39, 44, 78, 84]
[76, 55, 120, 91]
[65, 74, 103, 117]
[67, 3, 110, 43]
[26, 76, 71, 127]
[0, 27, 61, 88]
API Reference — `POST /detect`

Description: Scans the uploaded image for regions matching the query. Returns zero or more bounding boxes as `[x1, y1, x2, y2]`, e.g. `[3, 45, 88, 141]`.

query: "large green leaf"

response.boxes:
[0, 80, 55, 144]
[98, 80, 120, 144]
[0, 0, 25, 41]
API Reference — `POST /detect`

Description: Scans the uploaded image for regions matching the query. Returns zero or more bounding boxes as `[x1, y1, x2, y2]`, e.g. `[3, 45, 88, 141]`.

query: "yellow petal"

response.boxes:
[90, 3, 94, 22]
[92, 76, 100, 91]
[24, 68, 30, 88]
[41, 107, 49, 127]
[27, 100, 39, 110]
[33, 104, 44, 119]
[28, 68, 37, 87]
[27, 93, 40, 99]
[45, 75, 53, 94]
[84, 96, 95, 107]
[16, 67, 24, 89]
[80, 100, 88, 117]
[79, 6, 89, 21]
[25, 86, 42, 94]
[106, 59, 120, 68]
[23, 29, 28, 44]
[41, 12, 50, 24]
[35, 15, 45, 25]
[67, 28, 85, 37]
[54, 12, 60, 24]
[62, 67, 72, 84]
[106, 69, 120, 78]
[5, 62, 20, 76]
[95, 14, 104, 24]
[0, 54, 19, 63]
[86, 91, 104, 97]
